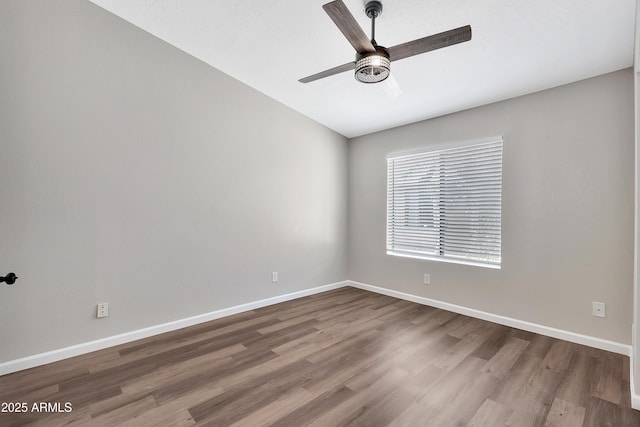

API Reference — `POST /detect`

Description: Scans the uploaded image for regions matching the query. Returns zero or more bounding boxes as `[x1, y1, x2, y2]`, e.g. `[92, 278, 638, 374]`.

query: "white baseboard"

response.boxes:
[2, 279, 633, 376]
[348, 280, 632, 357]
[631, 339, 640, 410]
[0, 281, 349, 376]
[631, 369, 640, 410]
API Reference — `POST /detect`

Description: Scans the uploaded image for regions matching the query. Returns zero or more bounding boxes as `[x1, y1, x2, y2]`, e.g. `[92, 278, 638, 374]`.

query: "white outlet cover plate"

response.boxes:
[592, 302, 605, 318]
[97, 303, 109, 318]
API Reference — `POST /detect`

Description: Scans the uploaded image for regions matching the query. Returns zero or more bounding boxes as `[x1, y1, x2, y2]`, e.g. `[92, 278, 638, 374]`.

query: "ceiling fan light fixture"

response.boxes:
[355, 48, 390, 83]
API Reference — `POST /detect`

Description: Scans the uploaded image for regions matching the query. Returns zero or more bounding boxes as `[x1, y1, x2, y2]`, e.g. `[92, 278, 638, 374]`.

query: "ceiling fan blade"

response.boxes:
[299, 61, 356, 83]
[387, 25, 472, 62]
[323, 0, 375, 53]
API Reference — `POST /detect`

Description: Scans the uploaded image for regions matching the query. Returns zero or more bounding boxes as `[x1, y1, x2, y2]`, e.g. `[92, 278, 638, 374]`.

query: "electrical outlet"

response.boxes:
[97, 303, 109, 318]
[592, 302, 605, 318]
[272, 272, 278, 283]
[423, 274, 431, 285]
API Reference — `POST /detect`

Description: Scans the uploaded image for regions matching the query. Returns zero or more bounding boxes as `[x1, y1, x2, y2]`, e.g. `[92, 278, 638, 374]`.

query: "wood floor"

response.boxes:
[1, 287, 638, 426]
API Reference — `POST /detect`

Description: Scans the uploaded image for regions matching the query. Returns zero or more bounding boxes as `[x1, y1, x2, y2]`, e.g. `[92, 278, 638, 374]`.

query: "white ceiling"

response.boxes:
[88, 0, 635, 138]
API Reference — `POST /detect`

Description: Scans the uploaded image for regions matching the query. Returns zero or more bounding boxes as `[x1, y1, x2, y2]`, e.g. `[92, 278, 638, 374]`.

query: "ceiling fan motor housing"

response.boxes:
[355, 45, 390, 83]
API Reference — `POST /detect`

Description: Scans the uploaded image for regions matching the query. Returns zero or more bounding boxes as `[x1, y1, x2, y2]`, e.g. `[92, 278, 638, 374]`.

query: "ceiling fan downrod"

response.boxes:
[365, 1, 383, 45]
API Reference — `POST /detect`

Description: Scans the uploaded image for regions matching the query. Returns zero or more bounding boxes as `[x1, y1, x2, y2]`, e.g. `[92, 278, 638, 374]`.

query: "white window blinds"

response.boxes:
[386, 138, 503, 268]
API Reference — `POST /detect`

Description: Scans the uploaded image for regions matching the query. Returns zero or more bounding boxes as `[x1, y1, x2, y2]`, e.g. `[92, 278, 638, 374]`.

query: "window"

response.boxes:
[386, 138, 503, 268]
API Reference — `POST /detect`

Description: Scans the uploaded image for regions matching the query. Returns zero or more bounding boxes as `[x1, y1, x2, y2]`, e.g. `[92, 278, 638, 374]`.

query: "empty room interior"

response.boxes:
[2, 0, 640, 425]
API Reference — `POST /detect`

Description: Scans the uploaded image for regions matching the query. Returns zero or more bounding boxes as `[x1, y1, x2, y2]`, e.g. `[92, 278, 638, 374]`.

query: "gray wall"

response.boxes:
[349, 69, 634, 345]
[0, 0, 348, 361]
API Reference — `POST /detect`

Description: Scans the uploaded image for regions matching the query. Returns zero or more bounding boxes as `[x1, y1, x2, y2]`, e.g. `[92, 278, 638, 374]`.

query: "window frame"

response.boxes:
[386, 136, 503, 269]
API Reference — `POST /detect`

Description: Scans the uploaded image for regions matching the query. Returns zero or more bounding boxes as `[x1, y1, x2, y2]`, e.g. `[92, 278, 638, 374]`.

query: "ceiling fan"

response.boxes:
[299, 0, 472, 84]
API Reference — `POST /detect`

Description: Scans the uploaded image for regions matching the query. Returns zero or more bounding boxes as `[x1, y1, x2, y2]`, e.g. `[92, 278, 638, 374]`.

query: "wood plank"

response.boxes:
[589, 350, 624, 405]
[187, 359, 318, 425]
[544, 397, 586, 427]
[431, 331, 486, 372]
[481, 336, 530, 380]
[423, 370, 500, 426]
[543, 340, 575, 372]
[583, 396, 621, 427]
[555, 348, 592, 407]
[498, 354, 569, 427]
[341, 365, 444, 426]
[471, 324, 512, 360]
[467, 399, 513, 426]
[89, 395, 158, 425]
[388, 356, 487, 426]
[258, 385, 354, 427]
[117, 385, 222, 427]
[152, 349, 279, 405]
[307, 368, 409, 427]
[229, 387, 316, 427]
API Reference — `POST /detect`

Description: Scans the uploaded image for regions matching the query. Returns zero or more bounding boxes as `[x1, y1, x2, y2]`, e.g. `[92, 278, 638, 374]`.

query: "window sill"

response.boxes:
[386, 251, 501, 270]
